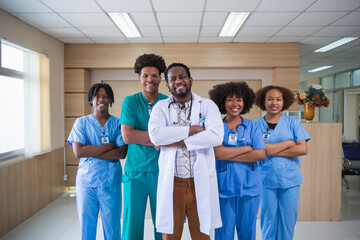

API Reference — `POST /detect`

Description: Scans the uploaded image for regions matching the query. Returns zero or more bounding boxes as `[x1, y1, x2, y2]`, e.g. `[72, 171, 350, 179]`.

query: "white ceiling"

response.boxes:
[1, 0, 360, 81]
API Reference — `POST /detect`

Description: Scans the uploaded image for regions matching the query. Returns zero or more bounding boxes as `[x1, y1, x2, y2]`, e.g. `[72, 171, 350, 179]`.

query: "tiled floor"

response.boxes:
[1, 176, 360, 240]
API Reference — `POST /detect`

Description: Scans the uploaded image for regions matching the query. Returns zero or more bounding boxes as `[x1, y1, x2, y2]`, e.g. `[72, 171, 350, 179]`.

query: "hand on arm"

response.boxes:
[274, 140, 308, 157]
[188, 125, 205, 136]
[72, 141, 116, 158]
[95, 145, 128, 160]
[265, 140, 296, 156]
[214, 144, 253, 160]
[121, 124, 154, 147]
[215, 144, 266, 163]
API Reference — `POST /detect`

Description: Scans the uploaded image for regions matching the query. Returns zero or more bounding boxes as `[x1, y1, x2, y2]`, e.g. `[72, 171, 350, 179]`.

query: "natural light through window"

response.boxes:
[1, 42, 23, 72]
[0, 75, 24, 154]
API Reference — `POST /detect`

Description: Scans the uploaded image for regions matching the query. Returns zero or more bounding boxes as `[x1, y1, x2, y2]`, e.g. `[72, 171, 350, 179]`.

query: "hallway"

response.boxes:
[1, 176, 360, 240]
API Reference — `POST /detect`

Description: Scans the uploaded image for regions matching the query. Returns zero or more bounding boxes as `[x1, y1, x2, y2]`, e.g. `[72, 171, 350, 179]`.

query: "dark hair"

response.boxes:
[134, 53, 166, 75]
[254, 85, 295, 111]
[88, 83, 114, 107]
[209, 81, 255, 115]
[164, 62, 191, 83]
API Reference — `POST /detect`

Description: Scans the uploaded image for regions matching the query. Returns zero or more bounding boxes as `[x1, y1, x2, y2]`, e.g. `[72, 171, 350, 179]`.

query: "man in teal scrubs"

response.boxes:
[120, 53, 167, 240]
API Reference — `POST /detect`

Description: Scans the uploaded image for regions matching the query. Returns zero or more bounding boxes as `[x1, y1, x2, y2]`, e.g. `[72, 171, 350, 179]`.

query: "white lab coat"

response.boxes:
[148, 92, 223, 235]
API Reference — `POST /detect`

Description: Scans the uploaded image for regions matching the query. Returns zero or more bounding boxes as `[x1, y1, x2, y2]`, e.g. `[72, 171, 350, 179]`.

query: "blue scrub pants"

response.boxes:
[260, 186, 300, 240]
[215, 195, 260, 240]
[122, 171, 161, 240]
[76, 185, 122, 240]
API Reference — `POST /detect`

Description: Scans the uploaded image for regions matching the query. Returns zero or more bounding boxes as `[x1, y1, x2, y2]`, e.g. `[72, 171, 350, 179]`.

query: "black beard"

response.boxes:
[170, 85, 191, 99]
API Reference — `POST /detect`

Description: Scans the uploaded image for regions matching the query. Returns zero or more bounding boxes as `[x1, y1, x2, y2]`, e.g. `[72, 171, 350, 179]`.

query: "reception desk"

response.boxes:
[298, 122, 342, 221]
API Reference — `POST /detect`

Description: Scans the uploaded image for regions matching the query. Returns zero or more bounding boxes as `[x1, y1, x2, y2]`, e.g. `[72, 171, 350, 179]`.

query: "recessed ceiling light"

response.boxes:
[314, 37, 358, 52]
[308, 66, 333, 72]
[108, 12, 141, 38]
[219, 12, 250, 37]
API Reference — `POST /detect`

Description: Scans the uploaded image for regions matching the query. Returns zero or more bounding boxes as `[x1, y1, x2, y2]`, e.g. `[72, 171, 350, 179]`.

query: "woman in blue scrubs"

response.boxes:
[254, 86, 310, 240]
[67, 83, 128, 240]
[209, 82, 266, 240]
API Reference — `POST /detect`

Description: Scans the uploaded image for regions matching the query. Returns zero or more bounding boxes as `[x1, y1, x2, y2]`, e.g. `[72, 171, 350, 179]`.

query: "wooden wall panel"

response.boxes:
[64, 93, 91, 117]
[66, 166, 78, 186]
[65, 117, 77, 141]
[65, 143, 79, 165]
[0, 148, 66, 237]
[272, 67, 300, 91]
[64, 69, 91, 93]
[64, 43, 299, 69]
[299, 123, 342, 221]
[272, 67, 300, 111]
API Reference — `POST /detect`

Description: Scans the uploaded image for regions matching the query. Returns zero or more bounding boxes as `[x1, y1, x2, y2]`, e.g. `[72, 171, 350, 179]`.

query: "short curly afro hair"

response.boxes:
[164, 62, 191, 83]
[254, 85, 295, 111]
[134, 53, 166, 75]
[208, 81, 255, 115]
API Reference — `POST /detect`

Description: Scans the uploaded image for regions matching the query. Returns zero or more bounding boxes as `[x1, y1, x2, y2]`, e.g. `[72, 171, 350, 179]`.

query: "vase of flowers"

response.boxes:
[296, 84, 330, 122]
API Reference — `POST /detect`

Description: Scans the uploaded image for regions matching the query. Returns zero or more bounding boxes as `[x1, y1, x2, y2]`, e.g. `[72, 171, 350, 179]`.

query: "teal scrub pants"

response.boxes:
[260, 186, 300, 240]
[215, 195, 260, 240]
[122, 171, 162, 240]
[76, 186, 122, 240]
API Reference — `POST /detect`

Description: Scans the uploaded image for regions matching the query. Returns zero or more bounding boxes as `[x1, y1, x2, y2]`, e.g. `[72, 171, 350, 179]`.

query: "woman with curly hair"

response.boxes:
[254, 86, 310, 240]
[209, 82, 266, 240]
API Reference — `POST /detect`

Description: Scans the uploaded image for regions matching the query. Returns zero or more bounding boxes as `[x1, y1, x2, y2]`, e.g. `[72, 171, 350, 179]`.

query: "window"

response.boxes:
[0, 39, 50, 161]
[353, 69, 360, 87]
[335, 72, 351, 89]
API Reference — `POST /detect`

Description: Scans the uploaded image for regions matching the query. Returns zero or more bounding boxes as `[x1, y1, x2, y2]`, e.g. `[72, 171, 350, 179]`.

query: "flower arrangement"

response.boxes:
[296, 84, 330, 108]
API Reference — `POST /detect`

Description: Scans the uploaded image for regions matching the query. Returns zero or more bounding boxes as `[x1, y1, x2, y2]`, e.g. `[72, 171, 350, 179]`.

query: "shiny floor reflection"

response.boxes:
[1, 176, 360, 240]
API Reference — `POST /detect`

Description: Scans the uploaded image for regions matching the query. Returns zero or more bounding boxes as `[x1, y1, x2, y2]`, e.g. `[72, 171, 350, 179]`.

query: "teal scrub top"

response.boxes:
[216, 117, 266, 198]
[255, 115, 310, 189]
[67, 114, 125, 187]
[119, 92, 168, 172]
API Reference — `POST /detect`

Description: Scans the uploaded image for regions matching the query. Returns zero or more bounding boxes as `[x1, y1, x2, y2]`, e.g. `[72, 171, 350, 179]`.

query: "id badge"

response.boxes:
[148, 105, 153, 117]
[263, 131, 271, 143]
[101, 134, 109, 144]
[228, 132, 238, 146]
[199, 117, 205, 127]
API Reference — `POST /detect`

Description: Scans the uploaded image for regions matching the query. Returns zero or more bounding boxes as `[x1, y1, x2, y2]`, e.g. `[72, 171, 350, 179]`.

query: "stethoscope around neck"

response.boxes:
[227, 116, 246, 142]
[236, 119, 247, 142]
[168, 96, 193, 125]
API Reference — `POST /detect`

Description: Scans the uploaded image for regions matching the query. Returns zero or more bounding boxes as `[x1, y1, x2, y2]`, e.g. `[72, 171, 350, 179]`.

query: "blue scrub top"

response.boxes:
[255, 115, 310, 189]
[216, 117, 266, 198]
[67, 114, 126, 188]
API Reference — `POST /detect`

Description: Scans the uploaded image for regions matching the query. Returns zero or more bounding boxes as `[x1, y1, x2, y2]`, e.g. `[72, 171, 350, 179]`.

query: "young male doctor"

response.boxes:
[148, 62, 223, 240]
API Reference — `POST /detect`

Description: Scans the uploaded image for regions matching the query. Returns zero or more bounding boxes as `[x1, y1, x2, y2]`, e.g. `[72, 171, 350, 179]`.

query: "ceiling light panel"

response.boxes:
[219, 12, 250, 37]
[108, 12, 141, 38]
[308, 66, 333, 72]
[314, 37, 358, 52]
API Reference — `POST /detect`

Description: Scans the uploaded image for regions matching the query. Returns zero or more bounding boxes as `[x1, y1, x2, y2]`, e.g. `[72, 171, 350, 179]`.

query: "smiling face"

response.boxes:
[91, 87, 111, 113]
[139, 66, 161, 95]
[264, 89, 284, 116]
[166, 66, 193, 100]
[225, 95, 244, 118]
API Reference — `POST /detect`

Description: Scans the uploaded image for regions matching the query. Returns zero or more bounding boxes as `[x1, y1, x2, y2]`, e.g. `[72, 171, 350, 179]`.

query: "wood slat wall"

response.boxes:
[64, 43, 299, 69]
[299, 123, 342, 221]
[0, 148, 66, 237]
[64, 69, 91, 186]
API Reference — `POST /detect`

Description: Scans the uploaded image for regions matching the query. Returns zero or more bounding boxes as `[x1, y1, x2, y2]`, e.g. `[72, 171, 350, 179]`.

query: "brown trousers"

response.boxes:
[162, 177, 210, 240]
